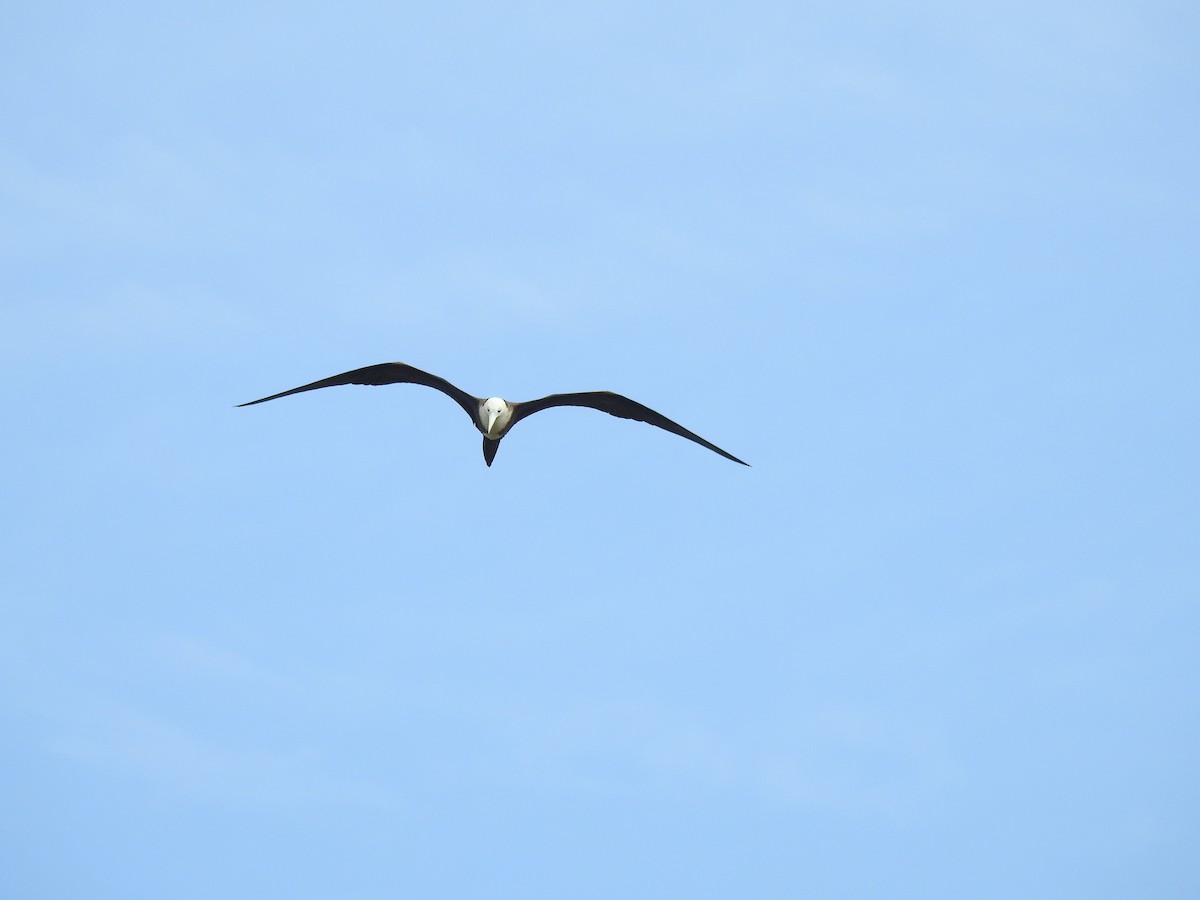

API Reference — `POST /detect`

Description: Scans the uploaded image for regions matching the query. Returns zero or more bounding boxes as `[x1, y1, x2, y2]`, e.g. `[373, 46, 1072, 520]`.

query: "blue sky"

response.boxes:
[2, 2, 1197, 897]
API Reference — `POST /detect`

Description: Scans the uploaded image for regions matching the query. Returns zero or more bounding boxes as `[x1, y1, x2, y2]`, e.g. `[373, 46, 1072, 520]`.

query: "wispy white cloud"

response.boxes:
[0, 138, 226, 254]
[480, 692, 963, 820]
[48, 699, 394, 811]
[32, 633, 399, 811]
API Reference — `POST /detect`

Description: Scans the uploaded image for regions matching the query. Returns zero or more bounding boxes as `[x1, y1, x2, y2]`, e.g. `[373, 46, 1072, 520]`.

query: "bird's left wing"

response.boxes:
[509, 391, 748, 465]
[237, 362, 482, 428]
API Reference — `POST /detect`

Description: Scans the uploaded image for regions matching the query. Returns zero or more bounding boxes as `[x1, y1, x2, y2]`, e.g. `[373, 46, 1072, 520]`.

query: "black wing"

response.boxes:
[237, 362, 482, 430]
[508, 391, 748, 465]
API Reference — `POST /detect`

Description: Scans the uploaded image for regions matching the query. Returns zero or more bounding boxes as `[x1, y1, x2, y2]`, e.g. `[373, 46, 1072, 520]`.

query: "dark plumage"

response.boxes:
[238, 361, 748, 468]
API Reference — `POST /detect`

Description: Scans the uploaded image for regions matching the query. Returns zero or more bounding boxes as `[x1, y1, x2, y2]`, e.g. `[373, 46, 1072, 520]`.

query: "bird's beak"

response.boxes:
[486, 410, 500, 438]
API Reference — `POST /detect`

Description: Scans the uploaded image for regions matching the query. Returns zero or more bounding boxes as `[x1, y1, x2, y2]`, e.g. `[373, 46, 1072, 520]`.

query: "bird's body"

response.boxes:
[238, 361, 748, 467]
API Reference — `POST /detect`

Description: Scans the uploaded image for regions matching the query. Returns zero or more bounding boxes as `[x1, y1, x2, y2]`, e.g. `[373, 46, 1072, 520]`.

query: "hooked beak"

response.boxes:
[486, 410, 500, 438]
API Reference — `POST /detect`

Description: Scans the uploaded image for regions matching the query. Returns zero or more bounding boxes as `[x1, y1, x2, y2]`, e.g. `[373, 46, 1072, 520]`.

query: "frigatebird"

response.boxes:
[238, 361, 748, 468]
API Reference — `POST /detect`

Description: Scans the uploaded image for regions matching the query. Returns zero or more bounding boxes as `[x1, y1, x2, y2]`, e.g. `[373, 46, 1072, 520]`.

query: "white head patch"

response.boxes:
[483, 397, 511, 437]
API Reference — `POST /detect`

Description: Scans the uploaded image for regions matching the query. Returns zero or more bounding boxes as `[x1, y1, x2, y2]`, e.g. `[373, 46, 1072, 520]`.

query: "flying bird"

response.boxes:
[238, 361, 748, 467]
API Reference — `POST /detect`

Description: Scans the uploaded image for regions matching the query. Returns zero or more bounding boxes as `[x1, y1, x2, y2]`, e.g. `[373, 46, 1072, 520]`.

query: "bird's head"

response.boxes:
[483, 397, 511, 438]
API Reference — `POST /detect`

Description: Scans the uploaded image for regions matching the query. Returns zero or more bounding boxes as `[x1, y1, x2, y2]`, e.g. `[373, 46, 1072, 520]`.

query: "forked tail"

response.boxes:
[482, 437, 500, 467]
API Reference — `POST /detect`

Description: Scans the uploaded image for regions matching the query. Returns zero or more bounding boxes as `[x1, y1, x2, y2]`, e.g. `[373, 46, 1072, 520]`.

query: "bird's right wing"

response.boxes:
[237, 362, 482, 430]
[509, 390, 748, 465]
